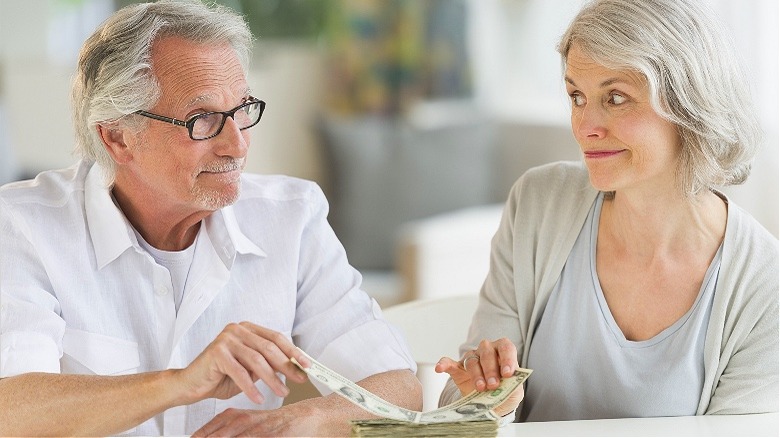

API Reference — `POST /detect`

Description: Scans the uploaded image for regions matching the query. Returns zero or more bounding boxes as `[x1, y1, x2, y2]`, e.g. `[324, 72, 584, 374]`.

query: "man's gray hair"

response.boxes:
[71, 0, 253, 183]
[558, 0, 760, 197]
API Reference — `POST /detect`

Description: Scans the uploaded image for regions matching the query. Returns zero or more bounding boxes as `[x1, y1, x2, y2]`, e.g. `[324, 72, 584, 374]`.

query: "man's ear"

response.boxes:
[96, 123, 134, 165]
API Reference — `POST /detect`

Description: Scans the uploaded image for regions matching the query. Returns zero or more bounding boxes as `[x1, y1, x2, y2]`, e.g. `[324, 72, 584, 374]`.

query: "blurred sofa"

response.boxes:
[320, 109, 580, 304]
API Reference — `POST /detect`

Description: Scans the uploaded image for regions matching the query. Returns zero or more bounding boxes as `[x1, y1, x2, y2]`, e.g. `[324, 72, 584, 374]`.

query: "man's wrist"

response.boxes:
[163, 368, 200, 407]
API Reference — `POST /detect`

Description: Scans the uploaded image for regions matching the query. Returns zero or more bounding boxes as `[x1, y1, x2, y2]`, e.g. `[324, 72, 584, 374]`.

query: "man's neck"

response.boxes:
[111, 185, 209, 251]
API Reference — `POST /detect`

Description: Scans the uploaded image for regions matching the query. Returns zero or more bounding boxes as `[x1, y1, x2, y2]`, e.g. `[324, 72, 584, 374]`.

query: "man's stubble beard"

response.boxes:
[191, 157, 245, 210]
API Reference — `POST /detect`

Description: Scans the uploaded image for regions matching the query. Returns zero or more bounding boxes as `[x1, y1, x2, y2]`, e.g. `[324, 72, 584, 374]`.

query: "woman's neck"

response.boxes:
[600, 189, 727, 259]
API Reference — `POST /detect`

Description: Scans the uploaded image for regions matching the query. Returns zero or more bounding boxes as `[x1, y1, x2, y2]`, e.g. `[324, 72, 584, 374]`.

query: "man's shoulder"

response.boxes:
[0, 161, 88, 210]
[238, 173, 323, 203]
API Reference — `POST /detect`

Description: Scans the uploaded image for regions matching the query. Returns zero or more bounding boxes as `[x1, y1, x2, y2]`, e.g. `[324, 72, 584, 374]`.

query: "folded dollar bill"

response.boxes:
[291, 350, 532, 437]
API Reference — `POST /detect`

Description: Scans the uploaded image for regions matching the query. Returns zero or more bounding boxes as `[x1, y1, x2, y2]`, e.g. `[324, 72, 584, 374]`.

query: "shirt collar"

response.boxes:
[85, 162, 266, 270]
[203, 206, 267, 269]
[85, 163, 135, 270]
[219, 205, 267, 257]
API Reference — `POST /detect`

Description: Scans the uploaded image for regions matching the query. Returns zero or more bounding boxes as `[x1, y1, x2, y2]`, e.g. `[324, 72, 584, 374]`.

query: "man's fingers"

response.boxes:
[239, 321, 298, 356]
[227, 322, 307, 383]
[209, 322, 305, 401]
[237, 322, 309, 381]
[193, 408, 250, 438]
[220, 355, 265, 404]
[192, 411, 225, 437]
[233, 345, 290, 398]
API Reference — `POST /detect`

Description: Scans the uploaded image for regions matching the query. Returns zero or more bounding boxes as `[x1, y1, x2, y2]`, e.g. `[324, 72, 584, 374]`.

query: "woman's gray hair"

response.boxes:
[558, 0, 760, 197]
[71, 0, 253, 183]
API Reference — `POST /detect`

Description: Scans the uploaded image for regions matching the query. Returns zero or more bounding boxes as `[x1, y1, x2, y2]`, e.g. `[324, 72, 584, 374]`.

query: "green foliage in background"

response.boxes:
[221, 0, 327, 40]
[109, 0, 470, 115]
[114, 0, 327, 40]
[321, 0, 471, 115]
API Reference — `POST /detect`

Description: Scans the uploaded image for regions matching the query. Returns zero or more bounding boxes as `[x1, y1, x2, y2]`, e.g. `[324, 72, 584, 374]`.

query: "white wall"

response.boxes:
[0, 0, 110, 175]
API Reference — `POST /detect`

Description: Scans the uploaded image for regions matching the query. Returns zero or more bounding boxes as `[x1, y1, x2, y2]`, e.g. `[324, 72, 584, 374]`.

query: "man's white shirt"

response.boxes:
[0, 160, 416, 436]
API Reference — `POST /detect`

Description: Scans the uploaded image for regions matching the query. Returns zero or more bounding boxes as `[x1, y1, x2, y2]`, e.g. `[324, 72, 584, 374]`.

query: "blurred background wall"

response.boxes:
[0, 0, 777, 307]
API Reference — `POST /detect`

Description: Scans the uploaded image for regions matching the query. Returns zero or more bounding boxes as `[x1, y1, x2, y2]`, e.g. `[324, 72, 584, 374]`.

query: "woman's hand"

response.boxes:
[434, 338, 523, 416]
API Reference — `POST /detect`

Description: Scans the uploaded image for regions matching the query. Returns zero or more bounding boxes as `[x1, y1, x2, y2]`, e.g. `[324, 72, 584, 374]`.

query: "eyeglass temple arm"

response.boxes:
[135, 111, 187, 127]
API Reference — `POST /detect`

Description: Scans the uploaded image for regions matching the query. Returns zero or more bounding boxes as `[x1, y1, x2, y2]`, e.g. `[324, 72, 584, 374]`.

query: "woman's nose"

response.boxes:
[573, 103, 608, 140]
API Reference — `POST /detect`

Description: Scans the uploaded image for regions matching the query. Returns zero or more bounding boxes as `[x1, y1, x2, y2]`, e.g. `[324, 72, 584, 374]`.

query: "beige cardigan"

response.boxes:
[441, 161, 779, 417]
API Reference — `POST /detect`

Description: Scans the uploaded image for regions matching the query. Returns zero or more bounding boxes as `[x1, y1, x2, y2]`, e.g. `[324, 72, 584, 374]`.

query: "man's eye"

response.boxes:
[186, 112, 207, 122]
[609, 93, 627, 105]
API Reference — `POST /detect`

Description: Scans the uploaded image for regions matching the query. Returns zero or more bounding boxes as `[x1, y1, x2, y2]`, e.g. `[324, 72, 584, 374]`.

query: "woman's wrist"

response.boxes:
[498, 408, 517, 427]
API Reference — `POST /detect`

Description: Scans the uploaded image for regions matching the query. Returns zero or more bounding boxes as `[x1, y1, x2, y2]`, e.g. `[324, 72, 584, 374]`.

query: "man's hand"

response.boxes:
[192, 399, 332, 437]
[174, 321, 311, 405]
[434, 337, 523, 416]
[193, 369, 421, 437]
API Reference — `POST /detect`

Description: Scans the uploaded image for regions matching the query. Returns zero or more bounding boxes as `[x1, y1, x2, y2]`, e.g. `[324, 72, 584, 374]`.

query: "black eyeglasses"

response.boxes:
[134, 97, 266, 140]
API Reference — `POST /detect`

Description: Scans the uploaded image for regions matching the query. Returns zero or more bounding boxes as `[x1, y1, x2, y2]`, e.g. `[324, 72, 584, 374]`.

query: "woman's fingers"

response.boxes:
[435, 356, 476, 395]
[475, 338, 518, 390]
[494, 338, 519, 378]
[437, 337, 520, 395]
[464, 351, 488, 391]
[494, 385, 525, 417]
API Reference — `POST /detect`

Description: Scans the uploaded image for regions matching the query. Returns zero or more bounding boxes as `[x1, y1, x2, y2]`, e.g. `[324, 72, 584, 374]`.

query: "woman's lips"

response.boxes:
[584, 149, 625, 159]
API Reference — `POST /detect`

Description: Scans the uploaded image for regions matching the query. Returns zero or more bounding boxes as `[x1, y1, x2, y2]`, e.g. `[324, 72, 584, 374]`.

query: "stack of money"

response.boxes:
[350, 418, 498, 437]
[291, 351, 531, 438]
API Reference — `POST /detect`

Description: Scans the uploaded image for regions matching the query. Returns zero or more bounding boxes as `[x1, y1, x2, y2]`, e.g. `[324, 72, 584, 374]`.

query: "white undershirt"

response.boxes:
[134, 225, 200, 314]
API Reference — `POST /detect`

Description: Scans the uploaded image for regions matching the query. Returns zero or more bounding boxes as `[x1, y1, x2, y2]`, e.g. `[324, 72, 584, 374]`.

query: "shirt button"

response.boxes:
[155, 286, 170, 296]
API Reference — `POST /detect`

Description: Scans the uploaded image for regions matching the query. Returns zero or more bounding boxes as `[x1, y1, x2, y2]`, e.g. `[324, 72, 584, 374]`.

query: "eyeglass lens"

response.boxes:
[191, 101, 263, 140]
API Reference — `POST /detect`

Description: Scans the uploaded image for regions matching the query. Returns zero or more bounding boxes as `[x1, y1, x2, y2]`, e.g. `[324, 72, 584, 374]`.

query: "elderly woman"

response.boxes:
[436, 0, 778, 423]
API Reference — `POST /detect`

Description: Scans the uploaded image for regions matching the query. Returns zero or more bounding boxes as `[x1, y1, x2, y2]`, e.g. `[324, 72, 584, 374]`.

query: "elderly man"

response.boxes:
[0, 1, 421, 436]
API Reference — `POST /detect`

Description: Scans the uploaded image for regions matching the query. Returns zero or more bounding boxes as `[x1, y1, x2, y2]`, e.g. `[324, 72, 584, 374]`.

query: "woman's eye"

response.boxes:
[570, 93, 585, 106]
[609, 93, 626, 105]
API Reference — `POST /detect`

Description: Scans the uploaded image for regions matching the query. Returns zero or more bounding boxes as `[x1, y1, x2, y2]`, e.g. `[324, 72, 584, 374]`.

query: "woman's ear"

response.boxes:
[96, 123, 134, 165]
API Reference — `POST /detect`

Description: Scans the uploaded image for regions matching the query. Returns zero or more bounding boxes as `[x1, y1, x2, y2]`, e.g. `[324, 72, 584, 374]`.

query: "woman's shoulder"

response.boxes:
[514, 161, 589, 190]
[523, 160, 588, 180]
[500, 161, 598, 242]
[508, 161, 595, 206]
[725, 199, 778, 256]
[720, 198, 779, 302]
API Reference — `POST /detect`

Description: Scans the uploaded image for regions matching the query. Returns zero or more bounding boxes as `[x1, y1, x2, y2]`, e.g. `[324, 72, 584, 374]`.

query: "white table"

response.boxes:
[499, 413, 778, 437]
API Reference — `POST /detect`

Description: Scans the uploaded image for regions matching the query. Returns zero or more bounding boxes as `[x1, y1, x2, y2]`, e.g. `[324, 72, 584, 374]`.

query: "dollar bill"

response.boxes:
[418, 367, 531, 424]
[291, 352, 422, 422]
[290, 350, 532, 425]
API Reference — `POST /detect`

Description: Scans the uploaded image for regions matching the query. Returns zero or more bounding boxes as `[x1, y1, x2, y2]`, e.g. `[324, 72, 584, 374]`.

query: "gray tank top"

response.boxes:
[522, 193, 721, 421]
